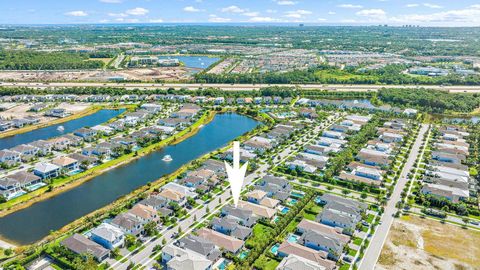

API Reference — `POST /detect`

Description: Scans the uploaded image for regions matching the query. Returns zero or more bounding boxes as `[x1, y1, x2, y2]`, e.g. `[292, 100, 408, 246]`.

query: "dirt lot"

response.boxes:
[376, 215, 480, 270]
[0, 67, 193, 82]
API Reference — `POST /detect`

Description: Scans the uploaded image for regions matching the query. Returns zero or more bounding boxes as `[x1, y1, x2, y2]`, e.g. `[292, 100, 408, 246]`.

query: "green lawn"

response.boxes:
[252, 254, 281, 270]
[245, 224, 275, 248]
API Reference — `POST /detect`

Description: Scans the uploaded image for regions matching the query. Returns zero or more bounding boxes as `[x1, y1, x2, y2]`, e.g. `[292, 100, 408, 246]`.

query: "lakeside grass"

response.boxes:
[0, 109, 213, 217]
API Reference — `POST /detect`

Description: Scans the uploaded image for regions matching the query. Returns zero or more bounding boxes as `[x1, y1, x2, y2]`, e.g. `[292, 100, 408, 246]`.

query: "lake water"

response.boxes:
[0, 113, 259, 244]
[0, 109, 125, 150]
[158, 55, 220, 70]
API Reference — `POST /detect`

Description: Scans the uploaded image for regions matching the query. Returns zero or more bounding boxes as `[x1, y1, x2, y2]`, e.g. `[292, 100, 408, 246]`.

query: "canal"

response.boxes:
[0, 109, 125, 150]
[0, 113, 259, 245]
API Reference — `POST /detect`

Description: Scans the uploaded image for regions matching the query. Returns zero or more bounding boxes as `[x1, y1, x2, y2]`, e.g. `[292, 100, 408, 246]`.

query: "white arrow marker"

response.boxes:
[225, 141, 248, 208]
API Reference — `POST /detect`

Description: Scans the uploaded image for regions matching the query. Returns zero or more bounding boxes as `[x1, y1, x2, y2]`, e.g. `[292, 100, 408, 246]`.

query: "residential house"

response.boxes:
[61, 234, 110, 262]
[177, 235, 222, 262]
[161, 243, 213, 270]
[33, 162, 60, 179]
[90, 223, 125, 250]
[110, 213, 144, 236]
[196, 228, 244, 254]
[74, 128, 98, 141]
[52, 156, 79, 172]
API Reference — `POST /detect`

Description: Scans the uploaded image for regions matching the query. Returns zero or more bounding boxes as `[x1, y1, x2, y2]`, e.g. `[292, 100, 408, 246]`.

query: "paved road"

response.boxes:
[1, 82, 480, 93]
[110, 114, 340, 269]
[359, 124, 429, 270]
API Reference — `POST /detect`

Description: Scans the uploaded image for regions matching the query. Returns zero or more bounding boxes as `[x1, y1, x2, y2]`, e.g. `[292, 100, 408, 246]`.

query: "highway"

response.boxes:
[358, 124, 429, 270]
[1, 81, 480, 93]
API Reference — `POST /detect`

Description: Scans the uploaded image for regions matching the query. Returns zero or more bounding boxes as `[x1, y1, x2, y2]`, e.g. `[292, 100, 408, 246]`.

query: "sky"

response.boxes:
[1, 0, 480, 26]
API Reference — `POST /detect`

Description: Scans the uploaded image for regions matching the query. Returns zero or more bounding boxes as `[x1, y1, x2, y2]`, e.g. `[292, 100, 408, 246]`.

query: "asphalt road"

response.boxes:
[358, 124, 429, 270]
[1, 82, 480, 93]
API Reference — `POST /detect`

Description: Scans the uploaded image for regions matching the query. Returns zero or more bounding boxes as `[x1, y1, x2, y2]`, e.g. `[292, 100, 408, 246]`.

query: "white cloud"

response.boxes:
[221, 5, 245, 13]
[243, 11, 260, 17]
[266, 9, 277, 14]
[126, 7, 149, 16]
[276, 0, 297, 5]
[356, 9, 387, 20]
[284, 9, 312, 18]
[423, 3, 443, 9]
[208, 14, 231, 22]
[150, 18, 164, 23]
[184, 6, 201, 12]
[249, 16, 277, 22]
[391, 6, 480, 25]
[328, 11, 336, 15]
[65, 10, 88, 17]
[108, 12, 128, 17]
[100, 0, 122, 3]
[406, 4, 420, 8]
[338, 4, 363, 9]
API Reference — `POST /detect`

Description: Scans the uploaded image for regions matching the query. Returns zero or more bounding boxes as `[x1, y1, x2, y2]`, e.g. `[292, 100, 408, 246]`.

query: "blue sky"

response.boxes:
[1, 0, 479, 26]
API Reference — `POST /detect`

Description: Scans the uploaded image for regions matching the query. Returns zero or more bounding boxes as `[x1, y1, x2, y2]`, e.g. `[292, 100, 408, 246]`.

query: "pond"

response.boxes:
[0, 113, 259, 245]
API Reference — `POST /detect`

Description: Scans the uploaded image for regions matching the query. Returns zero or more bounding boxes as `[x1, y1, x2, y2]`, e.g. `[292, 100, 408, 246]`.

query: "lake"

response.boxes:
[0, 109, 125, 150]
[0, 113, 259, 244]
[158, 55, 220, 70]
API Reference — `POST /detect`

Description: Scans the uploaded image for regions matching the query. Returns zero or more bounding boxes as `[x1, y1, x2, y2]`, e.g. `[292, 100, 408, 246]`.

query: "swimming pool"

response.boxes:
[290, 191, 305, 198]
[287, 198, 298, 206]
[287, 234, 299, 243]
[281, 207, 290, 214]
[238, 250, 249, 260]
[270, 244, 280, 255]
[25, 182, 46, 191]
[67, 169, 83, 176]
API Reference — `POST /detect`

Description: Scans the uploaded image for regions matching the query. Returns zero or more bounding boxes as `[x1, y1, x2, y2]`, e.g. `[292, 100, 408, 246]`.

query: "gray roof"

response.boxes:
[177, 235, 221, 261]
[318, 208, 358, 230]
[111, 213, 142, 231]
[301, 229, 344, 256]
[61, 234, 109, 261]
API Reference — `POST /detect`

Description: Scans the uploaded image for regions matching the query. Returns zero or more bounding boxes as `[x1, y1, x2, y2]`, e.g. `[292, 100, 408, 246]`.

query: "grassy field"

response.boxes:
[378, 215, 480, 269]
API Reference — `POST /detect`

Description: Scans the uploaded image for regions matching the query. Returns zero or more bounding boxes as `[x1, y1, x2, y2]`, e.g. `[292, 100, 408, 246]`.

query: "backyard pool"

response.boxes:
[238, 250, 249, 260]
[290, 191, 305, 198]
[287, 198, 298, 206]
[287, 234, 299, 243]
[281, 207, 290, 214]
[270, 244, 280, 255]
[25, 182, 46, 192]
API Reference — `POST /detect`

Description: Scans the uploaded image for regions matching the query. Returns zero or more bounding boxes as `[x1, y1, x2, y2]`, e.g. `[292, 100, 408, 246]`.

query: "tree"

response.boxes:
[144, 221, 158, 236]
[72, 254, 97, 270]
[125, 234, 137, 248]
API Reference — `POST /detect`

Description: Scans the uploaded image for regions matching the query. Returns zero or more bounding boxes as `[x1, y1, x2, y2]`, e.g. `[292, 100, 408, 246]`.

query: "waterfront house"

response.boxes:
[10, 144, 39, 157]
[139, 195, 168, 211]
[45, 108, 69, 118]
[90, 223, 125, 250]
[28, 140, 53, 156]
[0, 120, 13, 131]
[0, 149, 21, 163]
[61, 234, 110, 262]
[33, 162, 60, 179]
[110, 213, 143, 236]
[128, 204, 160, 224]
[91, 125, 115, 136]
[158, 188, 186, 205]
[68, 153, 98, 168]
[74, 128, 98, 141]
[52, 156, 79, 172]
[49, 137, 72, 151]
[196, 228, 244, 254]
[243, 136, 274, 154]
